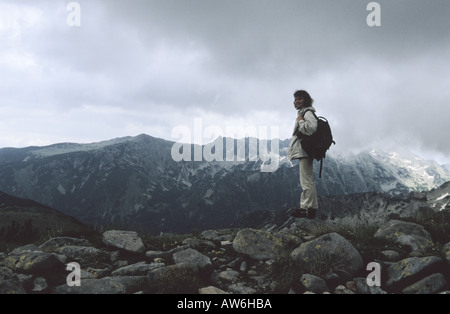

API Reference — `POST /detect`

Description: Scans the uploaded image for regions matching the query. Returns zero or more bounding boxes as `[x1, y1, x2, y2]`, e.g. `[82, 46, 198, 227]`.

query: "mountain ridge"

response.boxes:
[0, 134, 449, 234]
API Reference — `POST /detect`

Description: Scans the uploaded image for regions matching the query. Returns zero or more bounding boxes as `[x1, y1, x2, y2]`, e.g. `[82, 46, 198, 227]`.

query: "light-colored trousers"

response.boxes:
[299, 157, 318, 210]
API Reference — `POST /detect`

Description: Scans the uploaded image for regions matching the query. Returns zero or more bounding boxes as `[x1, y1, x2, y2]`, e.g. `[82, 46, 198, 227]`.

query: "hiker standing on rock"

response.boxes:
[288, 90, 318, 219]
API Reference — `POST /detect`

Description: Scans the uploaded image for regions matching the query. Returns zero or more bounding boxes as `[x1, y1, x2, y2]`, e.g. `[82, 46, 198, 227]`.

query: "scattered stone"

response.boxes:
[1, 214, 448, 294]
[54, 246, 109, 266]
[111, 262, 165, 276]
[3, 250, 63, 275]
[442, 242, 450, 263]
[173, 248, 212, 275]
[218, 269, 240, 283]
[299, 274, 329, 294]
[232, 228, 301, 261]
[182, 238, 216, 250]
[374, 220, 434, 255]
[103, 230, 145, 254]
[54, 276, 147, 294]
[147, 263, 200, 294]
[290, 232, 364, 276]
[145, 245, 189, 261]
[39, 237, 91, 253]
[402, 273, 447, 294]
[32, 277, 48, 293]
[198, 286, 229, 294]
[228, 283, 257, 294]
[399, 202, 433, 219]
[386, 256, 445, 291]
[334, 285, 355, 294]
[381, 250, 401, 262]
[353, 277, 387, 294]
[0, 267, 26, 294]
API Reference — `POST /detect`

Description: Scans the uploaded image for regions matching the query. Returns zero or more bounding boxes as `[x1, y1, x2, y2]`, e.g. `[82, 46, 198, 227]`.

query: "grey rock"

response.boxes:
[353, 277, 387, 294]
[53, 276, 147, 294]
[290, 232, 364, 276]
[381, 250, 401, 262]
[39, 237, 91, 253]
[442, 242, 450, 263]
[32, 277, 48, 293]
[3, 251, 63, 275]
[399, 202, 433, 219]
[173, 248, 212, 274]
[182, 238, 217, 250]
[402, 273, 447, 294]
[145, 245, 189, 261]
[9, 244, 42, 255]
[299, 274, 329, 294]
[103, 230, 145, 254]
[228, 283, 257, 294]
[55, 246, 108, 262]
[147, 263, 200, 293]
[374, 220, 434, 255]
[218, 269, 240, 283]
[0, 267, 26, 294]
[232, 228, 301, 261]
[386, 256, 445, 291]
[198, 286, 229, 294]
[334, 285, 355, 294]
[111, 262, 164, 276]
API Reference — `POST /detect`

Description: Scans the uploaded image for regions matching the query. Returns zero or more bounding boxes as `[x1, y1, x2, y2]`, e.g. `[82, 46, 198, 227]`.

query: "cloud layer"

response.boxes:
[1, 0, 449, 163]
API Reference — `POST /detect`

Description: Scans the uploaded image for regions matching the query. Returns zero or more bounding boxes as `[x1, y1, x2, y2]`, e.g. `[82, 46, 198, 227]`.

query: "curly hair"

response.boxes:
[293, 90, 314, 107]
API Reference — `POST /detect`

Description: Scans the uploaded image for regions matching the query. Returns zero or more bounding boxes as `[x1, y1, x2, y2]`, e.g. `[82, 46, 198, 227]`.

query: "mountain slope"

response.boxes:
[0, 134, 448, 234]
[0, 190, 87, 239]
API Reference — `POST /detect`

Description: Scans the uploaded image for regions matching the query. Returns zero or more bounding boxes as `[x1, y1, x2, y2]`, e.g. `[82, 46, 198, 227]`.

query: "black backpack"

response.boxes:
[299, 110, 335, 178]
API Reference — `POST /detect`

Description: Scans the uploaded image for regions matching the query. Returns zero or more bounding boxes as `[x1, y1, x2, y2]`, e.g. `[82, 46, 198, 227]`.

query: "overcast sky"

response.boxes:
[1, 0, 449, 163]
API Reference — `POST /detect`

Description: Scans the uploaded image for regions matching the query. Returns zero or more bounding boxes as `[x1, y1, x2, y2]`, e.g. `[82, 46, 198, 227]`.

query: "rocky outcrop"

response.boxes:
[290, 232, 364, 277]
[0, 217, 449, 294]
[102, 230, 146, 254]
[374, 220, 434, 255]
[232, 228, 301, 261]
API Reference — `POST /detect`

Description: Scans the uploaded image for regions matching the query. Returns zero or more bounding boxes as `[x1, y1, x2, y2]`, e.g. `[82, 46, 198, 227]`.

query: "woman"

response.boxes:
[288, 90, 318, 219]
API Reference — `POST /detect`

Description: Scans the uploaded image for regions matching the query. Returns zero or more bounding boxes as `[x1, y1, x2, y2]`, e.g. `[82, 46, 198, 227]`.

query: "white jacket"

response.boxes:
[288, 106, 318, 160]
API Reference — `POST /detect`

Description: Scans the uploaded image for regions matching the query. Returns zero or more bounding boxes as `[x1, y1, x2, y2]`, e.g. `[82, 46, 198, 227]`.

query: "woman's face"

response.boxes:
[294, 97, 304, 110]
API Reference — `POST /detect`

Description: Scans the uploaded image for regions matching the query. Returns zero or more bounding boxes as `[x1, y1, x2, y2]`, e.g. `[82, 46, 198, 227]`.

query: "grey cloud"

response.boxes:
[0, 0, 449, 162]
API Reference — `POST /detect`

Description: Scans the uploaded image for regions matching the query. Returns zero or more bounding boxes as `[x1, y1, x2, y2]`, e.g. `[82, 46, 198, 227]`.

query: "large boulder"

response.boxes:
[173, 248, 212, 275]
[111, 262, 165, 276]
[442, 242, 450, 263]
[147, 263, 200, 293]
[385, 256, 445, 292]
[53, 276, 147, 294]
[39, 237, 91, 253]
[232, 228, 301, 261]
[2, 245, 64, 275]
[401, 273, 447, 294]
[290, 232, 364, 276]
[54, 246, 109, 267]
[103, 230, 145, 254]
[0, 267, 27, 294]
[374, 220, 434, 255]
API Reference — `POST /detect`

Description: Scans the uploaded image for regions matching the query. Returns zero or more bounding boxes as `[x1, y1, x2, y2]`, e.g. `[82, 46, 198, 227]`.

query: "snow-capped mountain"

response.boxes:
[0, 134, 448, 234]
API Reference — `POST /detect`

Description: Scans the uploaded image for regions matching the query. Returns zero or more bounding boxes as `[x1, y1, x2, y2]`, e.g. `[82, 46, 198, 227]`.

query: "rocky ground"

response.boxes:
[1, 203, 449, 294]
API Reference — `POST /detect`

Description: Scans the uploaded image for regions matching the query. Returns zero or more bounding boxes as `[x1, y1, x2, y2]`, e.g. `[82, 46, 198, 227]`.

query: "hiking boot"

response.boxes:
[307, 208, 317, 219]
[290, 207, 307, 218]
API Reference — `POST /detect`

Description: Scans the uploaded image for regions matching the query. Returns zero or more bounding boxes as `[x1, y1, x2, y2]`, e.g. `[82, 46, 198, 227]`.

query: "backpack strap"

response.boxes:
[301, 109, 318, 121]
[319, 159, 323, 179]
[303, 109, 324, 178]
